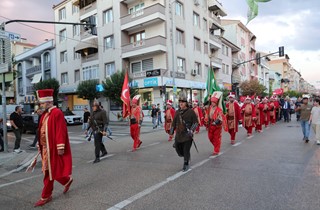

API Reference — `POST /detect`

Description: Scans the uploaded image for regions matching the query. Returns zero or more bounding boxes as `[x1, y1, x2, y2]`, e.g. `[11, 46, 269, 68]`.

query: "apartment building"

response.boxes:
[268, 70, 282, 92]
[268, 54, 291, 92]
[15, 40, 57, 111]
[221, 19, 258, 82]
[53, 0, 227, 119]
[257, 52, 270, 93]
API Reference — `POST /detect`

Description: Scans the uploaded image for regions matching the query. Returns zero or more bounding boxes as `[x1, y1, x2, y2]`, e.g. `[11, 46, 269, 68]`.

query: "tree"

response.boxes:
[239, 79, 267, 97]
[76, 79, 100, 110]
[102, 71, 138, 106]
[283, 90, 302, 98]
[34, 78, 60, 105]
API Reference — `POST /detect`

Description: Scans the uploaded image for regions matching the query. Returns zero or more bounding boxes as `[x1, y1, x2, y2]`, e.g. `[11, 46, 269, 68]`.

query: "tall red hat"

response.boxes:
[37, 89, 54, 103]
[193, 100, 199, 104]
[132, 95, 141, 104]
[228, 92, 236, 98]
[255, 96, 261, 101]
[245, 95, 252, 100]
[166, 100, 173, 106]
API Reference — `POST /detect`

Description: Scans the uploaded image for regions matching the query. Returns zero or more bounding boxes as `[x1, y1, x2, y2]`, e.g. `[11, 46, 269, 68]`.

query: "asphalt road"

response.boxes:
[0, 120, 319, 210]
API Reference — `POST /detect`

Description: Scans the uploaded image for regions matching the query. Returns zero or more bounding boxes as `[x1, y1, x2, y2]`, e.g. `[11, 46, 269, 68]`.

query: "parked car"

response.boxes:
[22, 114, 39, 134]
[63, 111, 82, 125]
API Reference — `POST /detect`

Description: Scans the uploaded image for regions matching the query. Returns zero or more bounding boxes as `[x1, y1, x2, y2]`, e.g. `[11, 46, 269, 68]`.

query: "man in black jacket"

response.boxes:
[86, 102, 108, 163]
[10, 106, 24, 153]
[171, 95, 198, 172]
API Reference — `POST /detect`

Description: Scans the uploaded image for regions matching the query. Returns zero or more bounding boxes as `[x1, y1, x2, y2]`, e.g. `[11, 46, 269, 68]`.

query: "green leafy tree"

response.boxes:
[283, 90, 302, 98]
[76, 79, 100, 110]
[102, 71, 138, 106]
[239, 79, 267, 97]
[34, 78, 60, 105]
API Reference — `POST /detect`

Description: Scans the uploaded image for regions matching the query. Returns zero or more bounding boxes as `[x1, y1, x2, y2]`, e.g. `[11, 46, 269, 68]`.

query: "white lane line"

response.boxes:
[126, 142, 160, 152]
[232, 142, 242, 147]
[246, 135, 254, 139]
[69, 140, 84, 144]
[107, 154, 215, 210]
[87, 154, 115, 163]
[0, 174, 42, 189]
[69, 136, 84, 140]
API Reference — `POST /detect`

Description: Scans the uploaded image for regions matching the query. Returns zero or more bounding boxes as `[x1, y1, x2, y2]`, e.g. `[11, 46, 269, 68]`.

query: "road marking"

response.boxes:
[0, 153, 36, 178]
[69, 140, 84, 144]
[232, 142, 242, 147]
[247, 135, 254, 139]
[87, 154, 115, 163]
[0, 174, 42, 189]
[126, 142, 160, 152]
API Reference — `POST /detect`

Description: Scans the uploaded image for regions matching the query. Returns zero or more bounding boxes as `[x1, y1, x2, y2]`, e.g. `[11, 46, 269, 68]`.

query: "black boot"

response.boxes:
[93, 158, 100, 164]
[182, 162, 189, 172]
[101, 151, 108, 157]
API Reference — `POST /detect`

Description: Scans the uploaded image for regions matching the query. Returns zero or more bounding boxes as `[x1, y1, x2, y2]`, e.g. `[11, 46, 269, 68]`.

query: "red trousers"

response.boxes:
[264, 120, 269, 127]
[41, 170, 71, 199]
[255, 124, 262, 131]
[195, 125, 200, 133]
[208, 125, 222, 153]
[245, 126, 253, 135]
[228, 129, 236, 141]
[270, 117, 276, 124]
[130, 124, 141, 149]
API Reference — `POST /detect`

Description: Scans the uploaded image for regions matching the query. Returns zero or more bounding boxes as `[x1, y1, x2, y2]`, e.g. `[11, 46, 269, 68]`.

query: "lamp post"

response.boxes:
[170, 0, 176, 108]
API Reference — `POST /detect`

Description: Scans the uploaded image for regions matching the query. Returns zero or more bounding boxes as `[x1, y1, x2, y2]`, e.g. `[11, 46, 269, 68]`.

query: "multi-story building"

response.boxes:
[53, 0, 227, 120]
[15, 40, 57, 112]
[268, 70, 282, 92]
[268, 54, 291, 92]
[287, 67, 301, 92]
[257, 52, 270, 94]
[221, 19, 257, 83]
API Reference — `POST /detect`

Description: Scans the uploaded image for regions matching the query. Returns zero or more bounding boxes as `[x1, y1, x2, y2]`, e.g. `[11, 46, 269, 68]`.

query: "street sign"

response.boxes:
[0, 30, 21, 42]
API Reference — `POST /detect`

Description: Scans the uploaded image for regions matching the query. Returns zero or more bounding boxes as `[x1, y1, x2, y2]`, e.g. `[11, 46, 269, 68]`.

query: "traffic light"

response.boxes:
[88, 16, 97, 35]
[256, 53, 261, 65]
[279, 46, 284, 57]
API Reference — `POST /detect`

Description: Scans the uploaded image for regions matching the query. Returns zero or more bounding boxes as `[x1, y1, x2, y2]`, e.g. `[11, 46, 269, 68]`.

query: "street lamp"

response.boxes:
[170, 0, 176, 108]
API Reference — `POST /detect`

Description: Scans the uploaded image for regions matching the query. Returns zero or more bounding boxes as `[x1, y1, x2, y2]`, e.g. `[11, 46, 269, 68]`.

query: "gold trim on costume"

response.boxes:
[45, 109, 53, 181]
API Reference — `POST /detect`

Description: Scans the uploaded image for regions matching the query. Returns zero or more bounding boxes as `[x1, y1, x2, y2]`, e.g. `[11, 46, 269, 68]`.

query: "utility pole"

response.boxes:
[170, 1, 176, 108]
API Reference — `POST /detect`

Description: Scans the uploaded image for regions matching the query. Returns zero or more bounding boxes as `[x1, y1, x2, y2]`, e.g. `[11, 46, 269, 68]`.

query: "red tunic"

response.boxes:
[193, 106, 204, 126]
[38, 106, 72, 181]
[164, 107, 175, 132]
[241, 103, 256, 127]
[226, 101, 241, 132]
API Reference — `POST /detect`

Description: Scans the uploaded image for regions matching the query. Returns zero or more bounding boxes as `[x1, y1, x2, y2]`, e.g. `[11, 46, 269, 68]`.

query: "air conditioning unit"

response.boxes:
[194, 0, 200, 6]
[191, 69, 197, 76]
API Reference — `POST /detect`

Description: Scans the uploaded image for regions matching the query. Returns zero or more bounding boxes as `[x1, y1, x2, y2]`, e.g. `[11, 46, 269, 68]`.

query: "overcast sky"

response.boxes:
[0, 0, 319, 84]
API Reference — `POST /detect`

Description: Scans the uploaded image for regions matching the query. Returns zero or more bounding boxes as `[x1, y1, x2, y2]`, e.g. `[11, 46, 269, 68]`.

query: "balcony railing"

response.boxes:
[121, 3, 165, 28]
[209, 34, 221, 43]
[82, 53, 98, 63]
[79, 0, 96, 11]
[122, 36, 166, 55]
[26, 86, 34, 94]
[18, 87, 24, 96]
[44, 62, 51, 70]
[211, 57, 222, 65]
[26, 65, 41, 76]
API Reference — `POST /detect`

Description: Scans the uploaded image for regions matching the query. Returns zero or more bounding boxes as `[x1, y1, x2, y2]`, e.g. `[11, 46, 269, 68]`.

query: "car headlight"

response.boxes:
[6, 122, 11, 127]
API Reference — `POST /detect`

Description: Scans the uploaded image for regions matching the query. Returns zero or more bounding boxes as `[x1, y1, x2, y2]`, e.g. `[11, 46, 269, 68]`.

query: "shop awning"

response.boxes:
[75, 38, 98, 53]
[31, 73, 42, 84]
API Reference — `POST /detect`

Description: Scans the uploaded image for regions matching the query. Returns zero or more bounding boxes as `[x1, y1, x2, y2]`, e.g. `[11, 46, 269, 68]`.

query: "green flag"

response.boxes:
[247, 0, 272, 24]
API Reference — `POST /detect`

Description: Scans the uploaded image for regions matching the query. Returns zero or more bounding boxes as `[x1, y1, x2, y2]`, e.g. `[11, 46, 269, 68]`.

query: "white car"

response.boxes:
[63, 111, 82, 125]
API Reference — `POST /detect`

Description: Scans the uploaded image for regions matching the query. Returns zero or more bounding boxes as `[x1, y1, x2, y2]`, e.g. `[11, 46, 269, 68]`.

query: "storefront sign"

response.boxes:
[146, 69, 161, 77]
[144, 78, 158, 87]
[129, 80, 139, 88]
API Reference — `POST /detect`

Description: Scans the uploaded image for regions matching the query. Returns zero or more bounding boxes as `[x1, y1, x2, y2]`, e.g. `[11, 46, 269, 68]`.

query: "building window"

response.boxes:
[176, 29, 184, 45]
[103, 8, 113, 24]
[226, 46, 229, 56]
[130, 31, 145, 44]
[61, 72, 68, 84]
[129, 3, 144, 14]
[177, 57, 185, 72]
[193, 12, 200, 27]
[226, 65, 230, 75]
[73, 25, 80, 37]
[175, 1, 183, 16]
[194, 62, 201, 75]
[204, 42, 208, 54]
[203, 18, 207, 31]
[60, 51, 67, 63]
[83, 64, 99, 81]
[194, 37, 201, 51]
[104, 35, 114, 50]
[72, 4, 79, 14]
[105, 62, 115, 76]
[59, 29, 67, 42]
[74, 69, 80, 82]
[73, 48, 81, 59]
[222, 63, 226, 74]
[59, 7, 66, 20]
[18, 78, 23, 94]
[131, 58, 153, 73]
[44, 70, 51, 80]
[205, 64, 209, 78]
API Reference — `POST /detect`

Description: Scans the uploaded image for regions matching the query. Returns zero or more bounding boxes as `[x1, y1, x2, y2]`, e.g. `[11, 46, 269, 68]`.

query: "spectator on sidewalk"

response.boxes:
[82, 107, 90, 131]
[0, 118, 4, 152]
[151, 104, 158, 129]
[157, 103, 163, 127]
[283, 97, 291, 122]
[10, 106, 24, 153]
[29, 108, 44, 149]
[297, 95, 313, 143]
[310, 98, 320, 145]
[295, 97, 302, 121]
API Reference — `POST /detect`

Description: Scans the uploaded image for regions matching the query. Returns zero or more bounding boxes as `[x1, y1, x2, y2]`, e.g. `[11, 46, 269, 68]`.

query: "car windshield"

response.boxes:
[64, 111, 76, 116]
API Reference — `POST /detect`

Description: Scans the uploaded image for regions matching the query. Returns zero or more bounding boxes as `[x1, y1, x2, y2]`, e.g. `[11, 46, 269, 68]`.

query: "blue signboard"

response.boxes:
[144, 78, 158, 87]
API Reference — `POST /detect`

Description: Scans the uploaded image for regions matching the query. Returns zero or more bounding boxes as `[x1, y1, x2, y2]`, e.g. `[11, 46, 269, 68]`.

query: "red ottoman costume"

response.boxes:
[226, 92, 241, 144]
[130, 95, 143, 151]
[241, 96, 256, 137]
[164, 100, 176, 141]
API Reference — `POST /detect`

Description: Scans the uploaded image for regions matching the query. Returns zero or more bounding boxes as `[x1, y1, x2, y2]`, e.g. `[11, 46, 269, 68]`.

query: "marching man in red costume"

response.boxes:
[261, 97, 270, 128]
[226, 92, 241, 145]
[164, 100, 176, 141]
[254, 96, 263, 133]
[34, 89, 73, 207]
[241, 96, 256, 137]
[193, 100, 203, 134]
[269, 96, 278, 125]
[130, 95, 143, 151]
[204, 91, 228, 156]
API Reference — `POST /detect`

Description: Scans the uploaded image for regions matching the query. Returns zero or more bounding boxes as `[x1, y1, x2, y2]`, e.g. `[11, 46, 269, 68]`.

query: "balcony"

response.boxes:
[210, 57, 222, 69]
[121, 4, 165, 32]
[122, 36, 166, 58]
[81, 52, 98, 63]
[209, 34, 221, 50]
[26, 86, 35, 94]
[79, 0, 97, 16]
[231, 69, 241, 84]
[18, 87, 24, 96]
[26, 65, 41, 76]
[208, 0, 227, 16]
[232, 58, 241, 68]
[44, 62, 51, 70]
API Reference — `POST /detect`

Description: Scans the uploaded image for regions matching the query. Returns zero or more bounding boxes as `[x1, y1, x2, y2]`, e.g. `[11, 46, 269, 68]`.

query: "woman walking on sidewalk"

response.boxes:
[310, 98, 320, 145]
